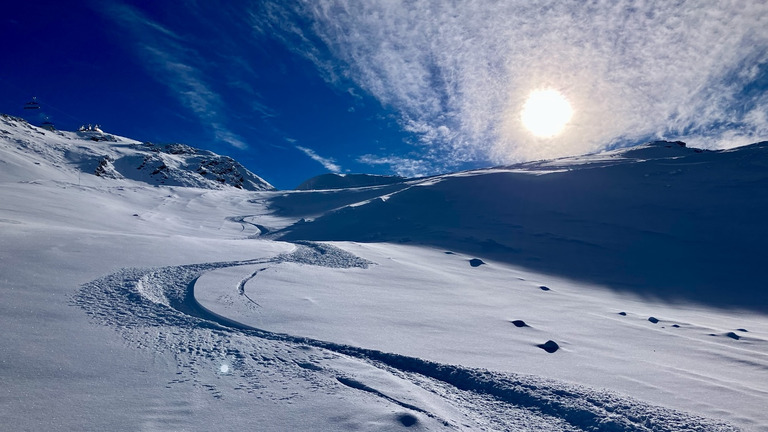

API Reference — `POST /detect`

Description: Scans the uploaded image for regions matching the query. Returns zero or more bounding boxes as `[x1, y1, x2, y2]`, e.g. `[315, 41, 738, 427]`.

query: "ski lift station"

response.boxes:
[23, 97, 40, 110]
[23, 97, 55, 131]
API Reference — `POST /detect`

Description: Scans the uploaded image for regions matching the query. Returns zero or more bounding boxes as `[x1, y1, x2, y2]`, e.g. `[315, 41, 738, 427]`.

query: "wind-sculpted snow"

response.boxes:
[73, 243, 737, 431]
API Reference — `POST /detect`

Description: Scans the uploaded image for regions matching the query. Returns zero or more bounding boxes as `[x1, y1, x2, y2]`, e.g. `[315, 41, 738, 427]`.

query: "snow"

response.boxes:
[195, 242, 768, 428]
[279, 141, 768, 311]
[0, 114, 274, 190]
[2, 117, 767, 431]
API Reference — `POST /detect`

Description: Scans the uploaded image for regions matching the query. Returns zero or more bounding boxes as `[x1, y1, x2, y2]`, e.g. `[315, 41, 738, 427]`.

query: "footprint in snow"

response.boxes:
[469, 258, 485, 267]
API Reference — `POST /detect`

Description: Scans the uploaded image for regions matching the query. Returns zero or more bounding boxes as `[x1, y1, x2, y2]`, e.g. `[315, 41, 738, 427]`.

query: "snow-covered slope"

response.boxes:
[2, 118, 767, 431]
[0, 114, 274, 190]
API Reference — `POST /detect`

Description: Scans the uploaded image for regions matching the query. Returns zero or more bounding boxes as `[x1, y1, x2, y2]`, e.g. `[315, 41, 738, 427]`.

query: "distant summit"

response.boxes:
[648, 140, 687, 147]
[296, 173, 406, 190]
[0, 114, 274, 191]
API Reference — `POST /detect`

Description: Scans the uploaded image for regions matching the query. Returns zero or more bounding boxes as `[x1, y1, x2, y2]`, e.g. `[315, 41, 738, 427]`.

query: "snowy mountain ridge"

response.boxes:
[0, 114, 274, 190]
[276, 139, 768, 311]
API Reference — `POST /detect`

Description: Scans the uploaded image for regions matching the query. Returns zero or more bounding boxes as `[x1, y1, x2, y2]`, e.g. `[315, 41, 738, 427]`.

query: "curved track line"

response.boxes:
[74, 242, 739, 432]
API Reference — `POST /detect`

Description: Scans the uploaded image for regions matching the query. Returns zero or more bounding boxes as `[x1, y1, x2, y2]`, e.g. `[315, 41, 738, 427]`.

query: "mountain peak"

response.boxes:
[0, 114, 274, 191]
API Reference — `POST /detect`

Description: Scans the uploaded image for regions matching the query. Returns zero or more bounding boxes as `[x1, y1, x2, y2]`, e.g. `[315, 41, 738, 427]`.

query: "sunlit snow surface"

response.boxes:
[2, 117, 767, 431]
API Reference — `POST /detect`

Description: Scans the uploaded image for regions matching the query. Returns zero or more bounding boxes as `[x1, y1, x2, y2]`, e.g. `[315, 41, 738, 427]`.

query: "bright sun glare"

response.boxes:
[521, 89, 573, 138]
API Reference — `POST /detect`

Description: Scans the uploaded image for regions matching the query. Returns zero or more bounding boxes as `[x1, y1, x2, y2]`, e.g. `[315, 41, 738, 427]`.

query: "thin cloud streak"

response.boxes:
[259, 0, 768, 170]
[357, 154, 430, 178]
[101, 2, 249, 150]
[297, 145, 342, 172]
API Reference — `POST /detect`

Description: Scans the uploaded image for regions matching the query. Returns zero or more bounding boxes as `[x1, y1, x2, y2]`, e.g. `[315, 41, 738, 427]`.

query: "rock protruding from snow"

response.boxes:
[469, 258, 486, 267]
[537, 340, 560, 353]
[94, 155, 123, 179]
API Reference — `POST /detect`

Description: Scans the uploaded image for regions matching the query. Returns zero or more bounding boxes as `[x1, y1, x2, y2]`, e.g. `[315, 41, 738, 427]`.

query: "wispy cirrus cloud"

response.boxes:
[101, 2, 248, 150]
[357, 154, 430, 178]
[257, 0, 768, 170]
[296, 145, 341, 172]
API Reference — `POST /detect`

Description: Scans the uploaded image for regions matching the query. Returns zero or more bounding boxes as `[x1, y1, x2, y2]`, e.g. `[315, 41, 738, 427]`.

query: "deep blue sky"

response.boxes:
[0, 1, 427, 189]
[2, 1, 767, 189]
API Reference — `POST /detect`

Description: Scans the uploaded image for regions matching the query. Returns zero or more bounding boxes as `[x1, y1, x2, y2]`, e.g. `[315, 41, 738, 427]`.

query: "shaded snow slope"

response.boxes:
[278, 141, 768, 312]
[0, 114, 273, 190]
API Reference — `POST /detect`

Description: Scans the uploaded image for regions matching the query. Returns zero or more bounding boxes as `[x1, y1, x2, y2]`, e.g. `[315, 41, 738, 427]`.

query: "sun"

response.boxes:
[521, 89, 573, 138]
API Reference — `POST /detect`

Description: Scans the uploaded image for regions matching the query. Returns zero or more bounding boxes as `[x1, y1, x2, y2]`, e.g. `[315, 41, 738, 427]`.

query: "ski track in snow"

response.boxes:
[72, 242, 739, 431]
[226, 215, 274, 238]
